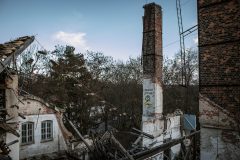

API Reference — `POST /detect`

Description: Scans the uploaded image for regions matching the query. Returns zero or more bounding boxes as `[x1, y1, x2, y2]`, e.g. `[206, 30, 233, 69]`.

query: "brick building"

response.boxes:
[198, 0, 240, 159]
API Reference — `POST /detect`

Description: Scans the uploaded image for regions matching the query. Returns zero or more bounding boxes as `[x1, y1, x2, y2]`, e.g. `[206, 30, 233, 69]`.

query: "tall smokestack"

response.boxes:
[142, 3, 164, 152]
[142, 3, 163, 118]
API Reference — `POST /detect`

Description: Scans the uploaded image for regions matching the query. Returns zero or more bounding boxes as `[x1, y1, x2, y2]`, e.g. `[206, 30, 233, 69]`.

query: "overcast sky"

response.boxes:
[0, 0, 198, 61]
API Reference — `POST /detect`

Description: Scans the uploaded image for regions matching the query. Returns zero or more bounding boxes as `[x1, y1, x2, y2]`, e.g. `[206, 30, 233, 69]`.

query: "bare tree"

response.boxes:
[163, 48, 198, 86]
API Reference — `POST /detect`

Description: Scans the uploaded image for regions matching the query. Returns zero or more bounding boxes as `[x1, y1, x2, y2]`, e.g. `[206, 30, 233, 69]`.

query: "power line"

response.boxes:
[163, 40, 179, 48]
[163, 33, 197, 49]
[35, 38, 46, 51]
[181, 25, 198, 37]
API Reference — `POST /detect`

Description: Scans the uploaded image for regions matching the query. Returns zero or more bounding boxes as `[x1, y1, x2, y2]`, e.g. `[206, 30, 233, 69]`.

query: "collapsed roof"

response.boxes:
[0, 36, 34, 73]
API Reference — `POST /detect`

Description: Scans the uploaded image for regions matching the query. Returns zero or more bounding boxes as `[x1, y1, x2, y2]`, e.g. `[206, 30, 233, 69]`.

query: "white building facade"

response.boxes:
[17, 96, 72, 159]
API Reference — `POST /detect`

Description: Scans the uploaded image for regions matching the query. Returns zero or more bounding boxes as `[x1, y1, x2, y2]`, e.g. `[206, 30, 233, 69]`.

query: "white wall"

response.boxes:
[6, 132, 20, 160]
[142, 119, 164, 147]
[142, 116, 181, 160]
[5, 75, 20, 160]
[142, 78, 181, 159]
[164, 116, 181, 159]
[201, 128, 240, 160]
[142, 78, 164, 159]
[143, 78, 163, 116]
[199, 95, 240, 160]
[19, 114, 67, 159]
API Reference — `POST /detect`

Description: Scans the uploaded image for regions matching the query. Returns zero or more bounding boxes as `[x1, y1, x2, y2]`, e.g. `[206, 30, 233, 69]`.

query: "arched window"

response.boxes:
[41, 120, 53, 141]
[21, 122, 34, 145]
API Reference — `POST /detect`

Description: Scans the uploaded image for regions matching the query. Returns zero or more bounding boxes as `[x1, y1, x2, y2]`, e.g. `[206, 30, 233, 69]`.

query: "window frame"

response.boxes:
[21, 122, 34, 145]
[41, 120, 53, 142]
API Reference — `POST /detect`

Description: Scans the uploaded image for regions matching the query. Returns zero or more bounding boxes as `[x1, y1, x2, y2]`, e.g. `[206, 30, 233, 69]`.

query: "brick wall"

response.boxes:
[198, 0, 240, 116]
[142, 3, 163, 82]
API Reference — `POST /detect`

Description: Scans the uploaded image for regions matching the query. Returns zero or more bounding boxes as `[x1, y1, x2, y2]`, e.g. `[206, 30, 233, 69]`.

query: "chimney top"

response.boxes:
[143, 2, 161, 9]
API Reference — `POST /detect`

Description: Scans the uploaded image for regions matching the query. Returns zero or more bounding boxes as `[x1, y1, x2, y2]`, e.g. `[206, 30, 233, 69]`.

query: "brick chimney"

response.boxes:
[142, 3, 163, 118]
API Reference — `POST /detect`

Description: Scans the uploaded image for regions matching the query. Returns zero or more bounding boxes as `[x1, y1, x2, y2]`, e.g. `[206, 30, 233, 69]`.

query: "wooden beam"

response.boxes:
[120, 130, 200, 160]
[0, 36, 34, 73]
[110, 133, 135, 160]
[132, 128, 154, 139]
[65, 116, 93, 151]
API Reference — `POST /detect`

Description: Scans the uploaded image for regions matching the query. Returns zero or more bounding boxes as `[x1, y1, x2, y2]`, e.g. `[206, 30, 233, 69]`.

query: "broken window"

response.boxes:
[21, 122, 34, 145]
[41, 120, 53, 141]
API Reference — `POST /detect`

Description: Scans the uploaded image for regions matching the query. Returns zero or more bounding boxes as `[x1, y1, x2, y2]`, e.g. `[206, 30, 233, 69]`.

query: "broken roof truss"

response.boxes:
[0, 36, 35, 73]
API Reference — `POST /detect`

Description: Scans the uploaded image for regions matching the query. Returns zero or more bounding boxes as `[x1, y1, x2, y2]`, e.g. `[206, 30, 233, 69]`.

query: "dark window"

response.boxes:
[41, 120, 53, 141]
[21, 122, 34, 145]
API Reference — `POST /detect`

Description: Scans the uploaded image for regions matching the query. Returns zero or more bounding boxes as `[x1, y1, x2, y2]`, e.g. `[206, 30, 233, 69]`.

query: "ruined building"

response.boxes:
[0, 37, 74, 160]
[198, 0, 240, 159]
[18, 95, 72, 159]
[0, 36, 35, 159]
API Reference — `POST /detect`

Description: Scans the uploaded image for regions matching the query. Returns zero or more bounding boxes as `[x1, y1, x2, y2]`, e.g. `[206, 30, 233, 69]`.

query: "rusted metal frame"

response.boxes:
[119, 130, 200, 160]
[0, 36, 35, 73]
